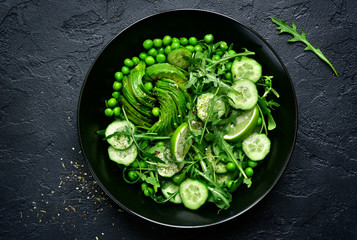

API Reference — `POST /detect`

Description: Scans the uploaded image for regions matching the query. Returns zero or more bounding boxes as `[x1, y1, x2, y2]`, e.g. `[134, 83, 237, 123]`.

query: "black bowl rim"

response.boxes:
[77, 8, 298, 228]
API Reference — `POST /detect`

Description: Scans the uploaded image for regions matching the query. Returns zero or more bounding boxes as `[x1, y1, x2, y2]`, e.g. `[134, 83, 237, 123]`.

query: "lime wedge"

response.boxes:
[223, 105, 260, 142]
[170, 122, 191, 162]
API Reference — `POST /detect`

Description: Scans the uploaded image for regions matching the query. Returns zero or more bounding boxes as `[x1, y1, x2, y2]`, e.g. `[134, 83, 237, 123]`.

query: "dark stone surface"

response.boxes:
[1, 0, 356, 239]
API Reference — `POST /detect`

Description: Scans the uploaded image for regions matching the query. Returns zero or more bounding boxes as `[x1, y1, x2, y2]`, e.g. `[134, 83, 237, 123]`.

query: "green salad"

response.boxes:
[98, 34, 279, 211]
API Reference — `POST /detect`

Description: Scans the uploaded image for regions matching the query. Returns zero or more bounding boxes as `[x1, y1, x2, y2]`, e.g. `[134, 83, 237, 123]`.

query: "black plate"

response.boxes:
[77, 9, 297, 228]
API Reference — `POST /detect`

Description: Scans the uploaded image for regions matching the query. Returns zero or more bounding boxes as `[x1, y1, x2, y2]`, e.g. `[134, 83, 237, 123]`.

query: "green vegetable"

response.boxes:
[152, 107, 160, 117]
[143, 39, 154, 49]
[271, 17, 338, 76]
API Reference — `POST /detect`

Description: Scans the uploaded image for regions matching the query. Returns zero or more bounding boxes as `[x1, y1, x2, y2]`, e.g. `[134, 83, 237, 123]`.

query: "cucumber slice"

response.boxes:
[162, 182, 182, 204]
[105, 120, 135, 150]
[196, 93, 225, 122]
[156, 147, 183, 177]
[227, 79, 258, 110]
[232, 56, 262, 83]
[108, 144, 137, 166]
[242, 133, 271, 161]
[179, 179, 209, 210]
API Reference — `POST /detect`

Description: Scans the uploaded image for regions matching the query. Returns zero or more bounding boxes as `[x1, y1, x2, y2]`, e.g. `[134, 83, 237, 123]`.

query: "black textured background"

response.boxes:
[1, 0, 356, 239]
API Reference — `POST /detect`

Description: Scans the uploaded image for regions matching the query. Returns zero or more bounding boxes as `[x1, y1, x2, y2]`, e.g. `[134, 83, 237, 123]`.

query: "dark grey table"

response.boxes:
[1, 0, 356, 239]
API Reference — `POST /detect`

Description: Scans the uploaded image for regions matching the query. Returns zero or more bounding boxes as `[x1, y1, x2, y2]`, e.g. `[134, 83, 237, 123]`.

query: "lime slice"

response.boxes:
[170, 122, 191, 162]
[223, 105, 259, 142]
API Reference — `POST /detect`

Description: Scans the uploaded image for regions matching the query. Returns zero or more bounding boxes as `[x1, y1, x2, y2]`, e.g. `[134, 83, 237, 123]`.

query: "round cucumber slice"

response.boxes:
[242, 133, 271, 161]
[223, 105, 260, 142]
[196, 93, 225, 122]
[179, 179, 209, 210]
[107, 144, 138, 166]
[227, 79, 258, 110]
[232, 56, 262, 83]
[105, 120, 135, 150]
[170, 122, 191, 162]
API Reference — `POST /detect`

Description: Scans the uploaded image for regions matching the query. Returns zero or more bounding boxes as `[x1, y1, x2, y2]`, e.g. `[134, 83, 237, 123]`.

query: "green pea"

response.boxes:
[104, 108, 113, 117]
[144, 82, 153, 91]
[172, 173, 185, 184]
[216, 50, 224, 56]
[127, 171, 138, 180]
[156, 141, 165, 147]
[194, 45, 203, 52]
[145, 56, 155, 65]
[164, 45, 172, 55]
[172, 37, 180, 43]
[148, 48, 157, 57]
[157, 47, 165, 54]
[114, 71, 124, 81]
[162, 35, 172, 45]
[188, 37, 198, 45]
[204, 34, 214, 43]
[113, 107, 121, 117]
[121, 66, 130, 75]
[144, 187, 154, 197]
[185, 45, 195, 52]
[131, 161, 139, 168]
[219, 41, 228, 51]
[245, 167, 254, 177]
[226, 162, 236, 172]
[143, 39, 153, 49]
[107, 98, 117, 108]
[152, 107, 160, 117]
[139, 52, 148, 60]
[112, 91, 120, 99]
[113, 81, 122, 91]
[132, 56, 140, 65]
[124, 58, 134, 67]
[156, 53, 166, 63]
[171, 42, 180, 50]
[212, 55, 220, 61]
[228, 50, 236, 55]
[226, 62, 233, 71]
[153, 38, 163, 48]
[257, 117, 262, 125]
[139, 160, 147, 168]
[225, 72, 232, 80]
[241, 160, 248, 169]
[180, 37, 188, 46]
[248, 160, 258, 168]
[141, 183, 148, 191]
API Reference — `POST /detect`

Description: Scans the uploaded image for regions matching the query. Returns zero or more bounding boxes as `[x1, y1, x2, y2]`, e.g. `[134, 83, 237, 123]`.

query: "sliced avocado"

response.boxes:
[143, 63, 187, 87]
[167, 48, 192, 69]
[155, 79, 188, 121]
[119, 95, 153, 128]
[128, 62, 156, 108]
[148, 89, 178, 136]
[122, 77, 153, 118]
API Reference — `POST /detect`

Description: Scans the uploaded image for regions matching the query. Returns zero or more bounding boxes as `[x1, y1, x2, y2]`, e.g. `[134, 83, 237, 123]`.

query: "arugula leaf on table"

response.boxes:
[271, 17, 338, 76]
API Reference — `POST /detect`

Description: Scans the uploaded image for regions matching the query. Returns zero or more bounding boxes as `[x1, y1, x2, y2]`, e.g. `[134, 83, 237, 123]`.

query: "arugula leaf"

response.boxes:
[258, 97, 276, 131]
[271, 17, 338, 76]
[136, 172, 160, 187]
